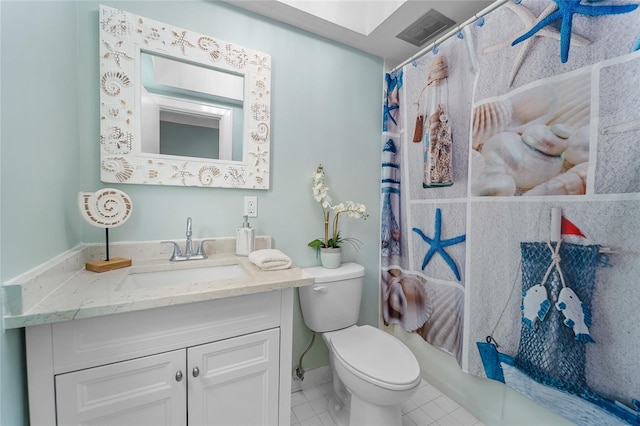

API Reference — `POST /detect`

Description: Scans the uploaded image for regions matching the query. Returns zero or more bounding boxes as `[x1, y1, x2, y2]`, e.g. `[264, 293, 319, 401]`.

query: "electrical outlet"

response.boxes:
[244, 196, 258, 217]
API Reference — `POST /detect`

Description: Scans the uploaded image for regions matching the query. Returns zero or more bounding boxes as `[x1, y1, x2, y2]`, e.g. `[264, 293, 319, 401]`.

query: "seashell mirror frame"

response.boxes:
[99, 5, 271, 189]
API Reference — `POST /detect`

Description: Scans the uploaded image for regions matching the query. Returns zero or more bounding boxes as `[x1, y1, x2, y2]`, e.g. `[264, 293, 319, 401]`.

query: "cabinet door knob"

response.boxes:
[192, 366, 200, 378]
[175, 370, 183, 382]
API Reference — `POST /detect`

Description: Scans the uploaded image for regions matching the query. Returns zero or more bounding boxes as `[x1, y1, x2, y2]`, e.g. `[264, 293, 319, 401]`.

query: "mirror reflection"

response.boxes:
[140, 52, 244, 161]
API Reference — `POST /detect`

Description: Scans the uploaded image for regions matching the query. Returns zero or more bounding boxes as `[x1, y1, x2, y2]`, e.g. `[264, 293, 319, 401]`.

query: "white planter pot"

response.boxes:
[320, 247, 342, 269]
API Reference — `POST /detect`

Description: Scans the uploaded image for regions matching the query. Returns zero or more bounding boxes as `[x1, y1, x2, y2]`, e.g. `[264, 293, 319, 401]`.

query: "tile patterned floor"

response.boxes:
[291, 378, 485, 426]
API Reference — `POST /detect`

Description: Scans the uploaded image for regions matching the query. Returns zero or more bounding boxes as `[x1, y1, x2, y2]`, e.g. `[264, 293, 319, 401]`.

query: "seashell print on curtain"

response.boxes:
[381, 1, 640, 424]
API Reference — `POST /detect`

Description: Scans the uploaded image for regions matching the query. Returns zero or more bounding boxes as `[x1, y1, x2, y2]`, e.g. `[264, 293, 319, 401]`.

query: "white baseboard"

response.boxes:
[291, 365, 331, 393]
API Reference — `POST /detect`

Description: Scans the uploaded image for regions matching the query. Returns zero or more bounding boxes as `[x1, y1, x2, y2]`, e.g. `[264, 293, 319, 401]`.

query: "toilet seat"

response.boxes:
[328, 325, 420, 391]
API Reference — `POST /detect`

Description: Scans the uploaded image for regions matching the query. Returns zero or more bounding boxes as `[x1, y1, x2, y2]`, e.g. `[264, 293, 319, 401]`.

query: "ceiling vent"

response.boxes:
[396, 9, 456, 47]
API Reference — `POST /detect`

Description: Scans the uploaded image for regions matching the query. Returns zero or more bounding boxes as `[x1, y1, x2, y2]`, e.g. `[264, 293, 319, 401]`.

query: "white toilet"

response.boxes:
[300, 263, 421, 426]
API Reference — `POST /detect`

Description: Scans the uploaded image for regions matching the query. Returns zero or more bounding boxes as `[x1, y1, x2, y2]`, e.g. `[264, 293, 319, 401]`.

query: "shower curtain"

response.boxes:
[380, 1, 640, 424]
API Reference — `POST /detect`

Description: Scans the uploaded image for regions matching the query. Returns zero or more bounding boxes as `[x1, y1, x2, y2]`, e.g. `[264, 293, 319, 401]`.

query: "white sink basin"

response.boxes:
[118, 264, 248, 291]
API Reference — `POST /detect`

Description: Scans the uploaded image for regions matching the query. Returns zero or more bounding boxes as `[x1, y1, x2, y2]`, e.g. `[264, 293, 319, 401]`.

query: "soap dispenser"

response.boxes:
[236, 215, 255, 256]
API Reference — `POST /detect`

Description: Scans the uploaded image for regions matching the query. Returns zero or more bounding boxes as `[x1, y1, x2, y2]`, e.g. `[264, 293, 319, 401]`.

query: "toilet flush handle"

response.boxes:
[312, 286, 328, 294]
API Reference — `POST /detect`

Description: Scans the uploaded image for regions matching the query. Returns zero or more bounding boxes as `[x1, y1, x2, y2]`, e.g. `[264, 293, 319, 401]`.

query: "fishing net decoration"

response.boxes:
[515, 241, 599, 397]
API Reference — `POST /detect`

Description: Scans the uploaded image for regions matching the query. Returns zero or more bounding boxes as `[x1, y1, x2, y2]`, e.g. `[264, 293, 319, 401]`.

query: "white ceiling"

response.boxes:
[224, 0, 495, 69]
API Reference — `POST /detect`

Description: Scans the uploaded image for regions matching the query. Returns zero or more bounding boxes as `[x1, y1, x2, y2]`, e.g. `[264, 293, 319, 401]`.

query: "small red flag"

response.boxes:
[561, 217, 586, 238]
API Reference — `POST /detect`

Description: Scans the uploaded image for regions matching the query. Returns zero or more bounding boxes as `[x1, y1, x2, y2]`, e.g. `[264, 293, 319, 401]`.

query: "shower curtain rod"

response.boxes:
[390, 0, 510, 73]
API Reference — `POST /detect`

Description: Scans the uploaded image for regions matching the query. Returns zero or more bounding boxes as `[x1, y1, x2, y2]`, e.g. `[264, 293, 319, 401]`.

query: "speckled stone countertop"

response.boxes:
[2, 237, 313, 329]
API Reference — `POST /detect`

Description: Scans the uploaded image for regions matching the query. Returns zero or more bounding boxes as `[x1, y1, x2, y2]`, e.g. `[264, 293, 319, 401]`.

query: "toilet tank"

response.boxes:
[300, 262, 365, 332]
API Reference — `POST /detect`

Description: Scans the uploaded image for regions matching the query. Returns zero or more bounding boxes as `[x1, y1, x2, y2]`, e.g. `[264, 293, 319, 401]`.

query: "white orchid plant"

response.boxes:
[308, 164, 368, 251]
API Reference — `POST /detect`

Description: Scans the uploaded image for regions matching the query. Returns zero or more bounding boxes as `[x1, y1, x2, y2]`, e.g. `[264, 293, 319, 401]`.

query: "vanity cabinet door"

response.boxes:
[188, 328, 280, 426]
[55, 349, 186, 426]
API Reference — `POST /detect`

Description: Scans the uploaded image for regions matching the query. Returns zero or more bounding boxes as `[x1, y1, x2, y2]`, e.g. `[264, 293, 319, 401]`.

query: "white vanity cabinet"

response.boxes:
[25, 289, 293, 426]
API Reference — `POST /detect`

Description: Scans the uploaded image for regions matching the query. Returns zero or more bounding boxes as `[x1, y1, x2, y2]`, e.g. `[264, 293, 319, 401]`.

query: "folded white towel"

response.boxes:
[248, 249, 292, 271]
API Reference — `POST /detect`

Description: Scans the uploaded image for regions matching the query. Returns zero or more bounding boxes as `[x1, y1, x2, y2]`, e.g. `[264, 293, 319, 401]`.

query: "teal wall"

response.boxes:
[1, 2, 82, 425]
[1, 1, 382, 424]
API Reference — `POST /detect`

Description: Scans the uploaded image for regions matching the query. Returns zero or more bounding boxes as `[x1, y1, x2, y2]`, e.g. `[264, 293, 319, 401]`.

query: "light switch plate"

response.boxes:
[244, 196, 258, 217]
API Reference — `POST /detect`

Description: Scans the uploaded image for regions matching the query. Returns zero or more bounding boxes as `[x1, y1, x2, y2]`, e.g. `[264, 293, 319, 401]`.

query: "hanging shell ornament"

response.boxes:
[78, 188, 133, 228]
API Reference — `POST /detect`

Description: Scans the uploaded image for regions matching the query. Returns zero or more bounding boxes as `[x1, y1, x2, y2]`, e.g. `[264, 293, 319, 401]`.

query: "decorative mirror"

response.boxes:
[99, 6, 271, 189]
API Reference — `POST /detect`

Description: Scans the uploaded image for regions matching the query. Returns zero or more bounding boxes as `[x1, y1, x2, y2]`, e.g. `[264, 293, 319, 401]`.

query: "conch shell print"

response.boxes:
[382, 269, 432, 331]
[78, 188, 133, 228]
[471, 73, 591, 196]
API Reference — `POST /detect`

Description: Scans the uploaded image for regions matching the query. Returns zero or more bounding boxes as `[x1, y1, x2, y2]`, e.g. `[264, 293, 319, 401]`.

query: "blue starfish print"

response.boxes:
[383, 101, 399, 127]
[383, 72, 401, 129]
[412, 208, 466, 281]
[512, 0, 638, 63]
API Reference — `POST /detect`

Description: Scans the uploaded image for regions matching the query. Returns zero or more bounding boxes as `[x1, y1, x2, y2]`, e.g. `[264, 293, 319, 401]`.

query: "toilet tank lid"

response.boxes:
[303, 262, 365, 283]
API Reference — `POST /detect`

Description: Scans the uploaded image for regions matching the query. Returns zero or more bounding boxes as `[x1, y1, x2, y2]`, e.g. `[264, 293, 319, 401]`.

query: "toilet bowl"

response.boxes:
[324, 325, 421, 426]
[300, 263, 421, 426]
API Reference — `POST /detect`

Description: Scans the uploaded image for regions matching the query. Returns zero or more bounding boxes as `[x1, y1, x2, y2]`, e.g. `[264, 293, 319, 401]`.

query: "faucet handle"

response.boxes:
[161, 241, 183, 261]
[196, 239, 215, 257]
[186, 217, 193, 237]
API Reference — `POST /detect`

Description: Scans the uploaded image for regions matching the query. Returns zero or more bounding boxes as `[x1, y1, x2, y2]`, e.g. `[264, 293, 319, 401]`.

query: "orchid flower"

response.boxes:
[308, 164, 368, 250]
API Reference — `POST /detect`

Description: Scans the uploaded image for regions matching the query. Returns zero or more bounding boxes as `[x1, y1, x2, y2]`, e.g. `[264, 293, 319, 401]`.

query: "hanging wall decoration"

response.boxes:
[98, 6, 272, 189]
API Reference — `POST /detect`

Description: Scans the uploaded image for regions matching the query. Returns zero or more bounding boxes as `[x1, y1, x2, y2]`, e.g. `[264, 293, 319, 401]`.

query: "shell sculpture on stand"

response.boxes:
[78, 188, 133, 272]
[471, 74, 591, 196]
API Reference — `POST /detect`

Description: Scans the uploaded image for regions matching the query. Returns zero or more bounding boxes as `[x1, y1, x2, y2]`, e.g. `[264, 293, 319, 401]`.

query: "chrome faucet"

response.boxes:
[162, 217, 214, 261]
